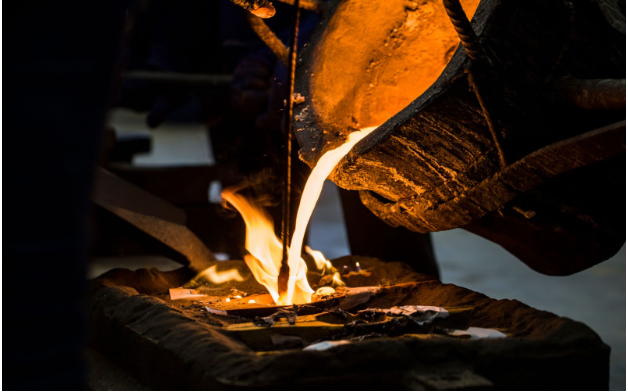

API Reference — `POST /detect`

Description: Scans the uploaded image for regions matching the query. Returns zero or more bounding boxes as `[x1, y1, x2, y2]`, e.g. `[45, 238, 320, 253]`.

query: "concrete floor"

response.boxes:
[102, 110, 626, 390]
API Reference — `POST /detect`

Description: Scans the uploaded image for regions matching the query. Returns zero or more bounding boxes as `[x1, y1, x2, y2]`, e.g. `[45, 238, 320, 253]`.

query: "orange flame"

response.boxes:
[222, 126, 379, 305]
[221, 188, 314, 305]
[192, 265, 244, 284]
[305, 245, 330, 271]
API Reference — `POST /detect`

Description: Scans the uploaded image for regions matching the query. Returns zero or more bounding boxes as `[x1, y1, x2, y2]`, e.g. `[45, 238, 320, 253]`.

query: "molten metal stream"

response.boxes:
[222, 126, 378, 305]
[283, 126, 378, 303]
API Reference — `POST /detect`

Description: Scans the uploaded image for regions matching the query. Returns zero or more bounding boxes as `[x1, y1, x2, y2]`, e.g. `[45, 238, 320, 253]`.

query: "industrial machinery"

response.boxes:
[86, 0, 625, 389]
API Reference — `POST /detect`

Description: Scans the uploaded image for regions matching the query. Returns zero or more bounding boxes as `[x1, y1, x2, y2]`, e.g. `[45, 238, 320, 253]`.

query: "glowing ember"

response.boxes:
[222, 126, 379, 305]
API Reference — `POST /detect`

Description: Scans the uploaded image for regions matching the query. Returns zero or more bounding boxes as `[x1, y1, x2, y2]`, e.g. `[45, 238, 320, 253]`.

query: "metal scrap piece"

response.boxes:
[231, 0, 276, 17]
[253, 306, 298, 327]
[338, 286, 381, 310]
[359, 305, 449, 326]
[303, 340, 351, 351]
[447, 327, 506, 339]
[205, 306, 228, 316]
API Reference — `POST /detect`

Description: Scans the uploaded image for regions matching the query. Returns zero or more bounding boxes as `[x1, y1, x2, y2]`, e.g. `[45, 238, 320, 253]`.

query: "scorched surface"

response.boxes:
[88, 256, 609, 390]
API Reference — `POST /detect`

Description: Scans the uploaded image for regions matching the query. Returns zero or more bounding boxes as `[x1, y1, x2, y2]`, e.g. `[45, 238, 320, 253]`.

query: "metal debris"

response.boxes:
[204, 306, 228, 316]
[253, 306, 298, 327]
[338, 286, 381, 310]
[230, 289, 248, 298]
[293, 93, 305, 105]
[359, 305, 449, 325]
[303, 340, 351, 351]
[447, 327, 506, 339]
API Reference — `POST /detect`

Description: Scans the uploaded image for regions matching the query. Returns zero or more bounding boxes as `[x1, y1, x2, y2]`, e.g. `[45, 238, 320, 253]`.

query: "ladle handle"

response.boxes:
[245, 0, 329, 66]
[245, 13, 289, 66]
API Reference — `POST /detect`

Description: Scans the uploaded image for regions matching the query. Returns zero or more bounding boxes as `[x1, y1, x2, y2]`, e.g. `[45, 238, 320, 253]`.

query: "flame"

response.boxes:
[305, 245, 329, 271]
[222, 126, 378, 305]
[192, 265, 245, 284]
[306, 245, 344, 286]
[221, 187, 314, 304]
[332, 272, 345, 287]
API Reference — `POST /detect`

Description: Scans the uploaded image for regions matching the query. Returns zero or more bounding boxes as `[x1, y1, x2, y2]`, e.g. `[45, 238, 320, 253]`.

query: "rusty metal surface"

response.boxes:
[360, 120, 626, 275]
[92, 167, 216, 272]
[294, 0, 625, 274]
[230, 0, 276, 18]
[557, 77, 626, 110]
[88, 261, 611, 390]
[443, 0, 486, 62]
[246, 13, 289, 66]
[359, 120, 625, 233]
[443, 0, 511, 168]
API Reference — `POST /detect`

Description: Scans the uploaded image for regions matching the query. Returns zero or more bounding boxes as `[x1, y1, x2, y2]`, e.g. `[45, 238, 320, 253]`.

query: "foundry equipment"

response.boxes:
[100, 0, 626, 275]
[289, 0, 625, 275]
[86, 0, 625, 388]
[88, 255, 612, 390]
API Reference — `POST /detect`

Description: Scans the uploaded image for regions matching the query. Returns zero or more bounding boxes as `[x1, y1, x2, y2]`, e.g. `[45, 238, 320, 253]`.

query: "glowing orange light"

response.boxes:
[284, 126, 378, 302]
[222, 126, 379, 305]
[192, 265, 244, 284]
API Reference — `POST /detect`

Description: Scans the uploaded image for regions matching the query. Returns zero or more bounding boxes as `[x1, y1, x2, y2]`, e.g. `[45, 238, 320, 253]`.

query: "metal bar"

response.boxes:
[557, 77, 626, 110]
[442, 0, 486, 62]
[230, 0, 276, 18]
[278, 0, 300, 299]
[245, 13, 289, 66]
[92, 167, 216, 272]
[443, 0, 509, 168]
[467, 70, 509, 168]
